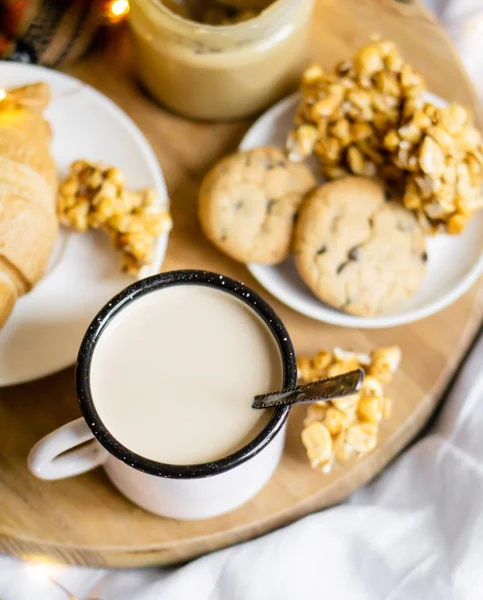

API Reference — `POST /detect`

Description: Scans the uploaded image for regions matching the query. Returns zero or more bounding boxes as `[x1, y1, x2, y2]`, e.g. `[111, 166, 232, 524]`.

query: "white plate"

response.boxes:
[0, 63, 170, 386]
[240, 92, 483, 329]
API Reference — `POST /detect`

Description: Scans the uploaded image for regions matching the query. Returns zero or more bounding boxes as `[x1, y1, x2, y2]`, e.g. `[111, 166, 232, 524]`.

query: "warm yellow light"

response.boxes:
[0, 90, 7, 102]
[26, 560, 78, 599]
[26, 556, 59, 581]
[109, 0, 130, 19]
[28, 563, 52, 583]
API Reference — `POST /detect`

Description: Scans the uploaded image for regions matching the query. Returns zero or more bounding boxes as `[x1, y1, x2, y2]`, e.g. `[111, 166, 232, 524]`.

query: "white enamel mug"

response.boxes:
[28, 270, 297, 520]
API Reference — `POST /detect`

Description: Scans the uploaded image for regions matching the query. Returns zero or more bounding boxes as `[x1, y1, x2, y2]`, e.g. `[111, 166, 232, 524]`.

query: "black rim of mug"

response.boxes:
[76, 270, 297, 479]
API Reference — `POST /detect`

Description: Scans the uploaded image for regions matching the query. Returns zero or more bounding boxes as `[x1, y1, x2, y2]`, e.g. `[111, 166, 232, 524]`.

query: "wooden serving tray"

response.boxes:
[1, 0, 482, 568]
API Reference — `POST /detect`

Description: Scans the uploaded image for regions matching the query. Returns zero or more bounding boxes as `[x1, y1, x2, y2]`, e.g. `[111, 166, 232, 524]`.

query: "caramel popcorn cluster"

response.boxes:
[392, 103, 483, 233]
[287, 39, 483, 233]
[57, 161, 172, 275]
[287, 40, 425, 178]
[298, 346, 401, 473]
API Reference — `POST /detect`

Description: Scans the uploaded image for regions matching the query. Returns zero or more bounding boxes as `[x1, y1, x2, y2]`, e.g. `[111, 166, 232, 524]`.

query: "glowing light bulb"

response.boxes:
[0, 90, 7, 102]
[28, 562, 52, 583]
[27, 561, 79, 599]
[107, 0, 130, 22]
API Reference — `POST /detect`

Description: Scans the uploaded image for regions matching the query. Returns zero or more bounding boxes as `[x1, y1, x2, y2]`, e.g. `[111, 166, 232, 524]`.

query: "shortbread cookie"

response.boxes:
[199, 147, 316, 264]
[294, 177, 427, 316]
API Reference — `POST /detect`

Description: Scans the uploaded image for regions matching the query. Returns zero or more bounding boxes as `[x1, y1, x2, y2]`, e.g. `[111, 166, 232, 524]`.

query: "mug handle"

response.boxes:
[28, 418, 109, 481]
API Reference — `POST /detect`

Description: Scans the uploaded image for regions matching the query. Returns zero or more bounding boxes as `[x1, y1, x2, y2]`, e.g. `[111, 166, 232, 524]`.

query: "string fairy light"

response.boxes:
[27, 561, 80, 600]
[104, 0, 130, 23]
[29, 563, 79, 599]
[26, 559, 104, 600]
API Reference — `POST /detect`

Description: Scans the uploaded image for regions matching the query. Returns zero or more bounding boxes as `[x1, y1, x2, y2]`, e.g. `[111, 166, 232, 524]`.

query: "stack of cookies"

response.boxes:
[198, 147, 427, 317]
[198, 39, 483, 318]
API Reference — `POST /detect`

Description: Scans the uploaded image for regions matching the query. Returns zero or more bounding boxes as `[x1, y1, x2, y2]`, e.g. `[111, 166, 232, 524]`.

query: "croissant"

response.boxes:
[0, 83, 58, 327]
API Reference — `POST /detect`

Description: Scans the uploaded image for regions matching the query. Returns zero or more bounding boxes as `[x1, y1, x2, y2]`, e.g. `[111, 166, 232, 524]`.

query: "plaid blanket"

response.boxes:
[0, 0, 102, 66]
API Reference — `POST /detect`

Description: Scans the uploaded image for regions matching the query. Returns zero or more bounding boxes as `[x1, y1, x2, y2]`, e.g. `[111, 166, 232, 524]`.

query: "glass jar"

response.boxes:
[128, 0, 314, 121]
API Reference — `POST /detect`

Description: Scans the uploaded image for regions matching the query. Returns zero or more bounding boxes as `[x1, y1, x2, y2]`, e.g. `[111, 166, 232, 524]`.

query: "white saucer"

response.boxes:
[240, 92, 483, 329]
[0, 63, 170, 386]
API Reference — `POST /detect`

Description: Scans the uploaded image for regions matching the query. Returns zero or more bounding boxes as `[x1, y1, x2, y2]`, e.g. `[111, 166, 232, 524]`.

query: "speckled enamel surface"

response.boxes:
[76, 270, 297, 479]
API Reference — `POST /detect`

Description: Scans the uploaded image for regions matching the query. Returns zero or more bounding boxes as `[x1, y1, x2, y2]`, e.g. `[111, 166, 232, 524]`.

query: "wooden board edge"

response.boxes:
[2, 281, 482, 568]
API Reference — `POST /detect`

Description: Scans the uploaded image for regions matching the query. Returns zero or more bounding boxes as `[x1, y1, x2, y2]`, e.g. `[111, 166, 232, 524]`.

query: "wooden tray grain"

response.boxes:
[1, 0, 483, 568]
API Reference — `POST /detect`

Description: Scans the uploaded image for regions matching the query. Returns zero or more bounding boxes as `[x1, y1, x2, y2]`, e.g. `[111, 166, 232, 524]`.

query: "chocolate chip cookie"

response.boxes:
[199, 147, 316, 264]
[294, 177, 427, 316]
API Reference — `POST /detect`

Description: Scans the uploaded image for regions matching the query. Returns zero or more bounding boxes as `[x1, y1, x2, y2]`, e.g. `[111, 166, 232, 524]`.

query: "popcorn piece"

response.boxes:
[331, 391, 360, 413]
[447, 213, 467, 235]
[333, 430, 354, 462]
[300, 345, 401, 473]
[297, 356, 315, 383]
[346, 423, 378, 454]
[304, 404, 328, 425]
[313, 350, 333, 375]
[360, 375, 384, 398]
[369, 346, 401, 383]
[57, 161, 172, 275]
[287, 125, 318, 162]
[287, 39, 483, 234]
[324, 407, 352, 435]
[357, 395, 382, 424]
[301, 422, 333, 470]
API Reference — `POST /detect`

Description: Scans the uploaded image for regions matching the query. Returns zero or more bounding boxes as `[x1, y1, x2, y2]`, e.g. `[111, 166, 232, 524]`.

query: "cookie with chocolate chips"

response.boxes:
[199, 147, 316, 264]
[294, 177, 427, 316]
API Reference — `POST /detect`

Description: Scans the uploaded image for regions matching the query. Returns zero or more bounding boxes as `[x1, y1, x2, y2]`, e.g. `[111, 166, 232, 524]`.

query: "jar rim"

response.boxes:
[133, 0, 301, 41]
